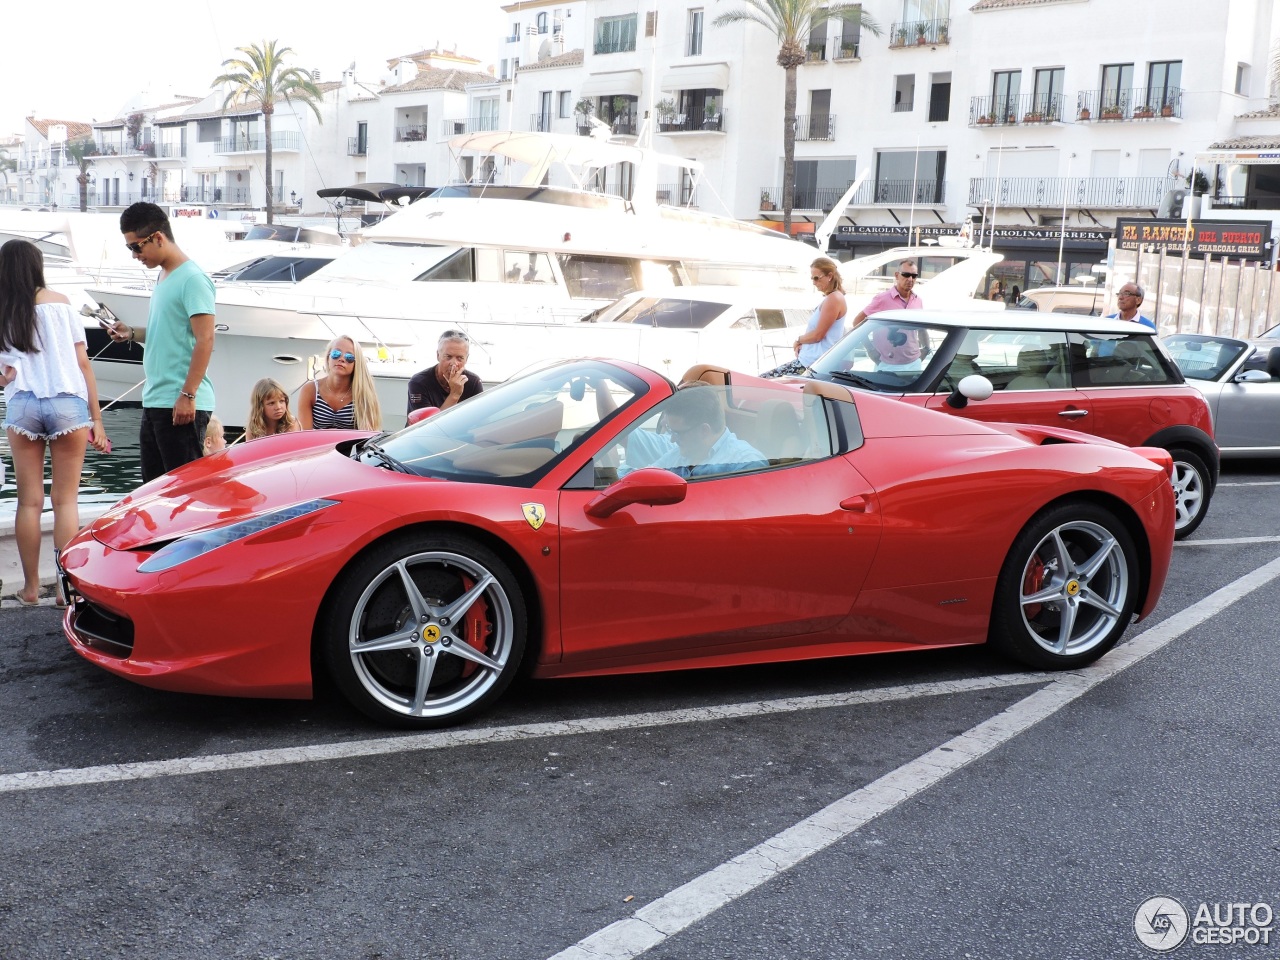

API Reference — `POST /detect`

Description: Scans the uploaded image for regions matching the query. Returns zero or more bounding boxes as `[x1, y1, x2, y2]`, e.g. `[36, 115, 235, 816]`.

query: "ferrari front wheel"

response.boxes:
[990, 502, 1139, 669]
[323, 534, 527, 728]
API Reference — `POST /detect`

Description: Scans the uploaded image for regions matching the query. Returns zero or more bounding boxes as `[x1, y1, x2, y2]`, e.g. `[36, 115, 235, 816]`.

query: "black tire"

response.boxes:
[1167, 446, 1211, 540]
[322, 533, 527, 728]
[990, 502, 1139, 669]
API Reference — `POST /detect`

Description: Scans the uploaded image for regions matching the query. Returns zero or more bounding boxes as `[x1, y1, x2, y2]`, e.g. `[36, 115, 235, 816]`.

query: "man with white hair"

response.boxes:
[407, 330, 484, 414]
[1105, 282, 1156, 331]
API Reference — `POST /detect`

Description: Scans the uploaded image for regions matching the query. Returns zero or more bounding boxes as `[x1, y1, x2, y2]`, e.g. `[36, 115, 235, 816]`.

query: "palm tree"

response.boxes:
[713, 1, 880, 233]
[65, 137, 98, 212]
[212, 40, 323, 224]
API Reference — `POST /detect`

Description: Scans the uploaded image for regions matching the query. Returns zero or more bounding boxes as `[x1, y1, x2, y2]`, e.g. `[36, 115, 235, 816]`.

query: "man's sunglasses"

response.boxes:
[125, 232, 160, 255]
[329, 349, 357, 363]
[898, 271, 920, 279]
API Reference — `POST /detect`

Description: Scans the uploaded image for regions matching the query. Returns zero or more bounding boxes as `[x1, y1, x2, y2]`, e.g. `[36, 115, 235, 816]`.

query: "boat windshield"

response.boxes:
[365, 360, 650, 485]
[309, 242, 457, 286]
[807, 318, 955, 393]
[609, 298, 730, 328]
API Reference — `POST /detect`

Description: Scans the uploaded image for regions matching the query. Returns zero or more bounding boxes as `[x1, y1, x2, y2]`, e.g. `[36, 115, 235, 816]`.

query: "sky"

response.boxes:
[1, 0, 510, 137]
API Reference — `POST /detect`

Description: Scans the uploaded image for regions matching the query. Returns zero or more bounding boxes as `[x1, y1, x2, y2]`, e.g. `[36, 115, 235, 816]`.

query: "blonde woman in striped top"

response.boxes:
[298, 335, 382, 431]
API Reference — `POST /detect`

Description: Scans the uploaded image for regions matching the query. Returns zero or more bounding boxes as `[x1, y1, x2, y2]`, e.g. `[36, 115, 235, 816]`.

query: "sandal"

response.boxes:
[15, 592, 45, 607]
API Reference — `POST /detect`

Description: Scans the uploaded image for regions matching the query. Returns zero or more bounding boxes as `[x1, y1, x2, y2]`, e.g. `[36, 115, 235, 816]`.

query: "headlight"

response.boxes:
[137, 499, 338, 573]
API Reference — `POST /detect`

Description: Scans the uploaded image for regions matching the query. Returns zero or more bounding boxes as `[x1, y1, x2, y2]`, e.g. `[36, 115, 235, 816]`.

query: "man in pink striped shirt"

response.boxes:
[851, 258, 924, 366]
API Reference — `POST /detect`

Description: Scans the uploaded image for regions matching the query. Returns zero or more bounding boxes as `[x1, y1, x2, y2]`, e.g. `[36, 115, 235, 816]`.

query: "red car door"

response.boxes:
[557, 456, 882, 665]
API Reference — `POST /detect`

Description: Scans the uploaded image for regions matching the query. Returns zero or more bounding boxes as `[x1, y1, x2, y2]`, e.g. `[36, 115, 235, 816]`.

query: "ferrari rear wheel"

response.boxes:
[323, 533, 527, 728]
[991, 502, 1139, 669]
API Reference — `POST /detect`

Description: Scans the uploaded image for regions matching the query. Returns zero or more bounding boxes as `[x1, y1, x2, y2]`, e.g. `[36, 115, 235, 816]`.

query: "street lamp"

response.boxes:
[290, 190, 297, 206]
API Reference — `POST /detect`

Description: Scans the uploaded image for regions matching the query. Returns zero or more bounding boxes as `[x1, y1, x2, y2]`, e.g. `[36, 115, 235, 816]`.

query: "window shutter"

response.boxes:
[645, 10, 658, 36]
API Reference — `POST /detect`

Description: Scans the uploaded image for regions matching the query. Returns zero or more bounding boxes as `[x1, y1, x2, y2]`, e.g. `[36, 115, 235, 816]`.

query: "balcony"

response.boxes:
[968, 176, 1175, 209]
[761, 179, 945, 210]
[656, 110, 726, 134]
[593, 38, 637, 55]
[440, 116, 500, 138]
[889, 18, 951, 47]
[970, 93, 1067, 127]
[179, 186, 252, 205]
[806, 35, 862, 62]
[394, 124, 429, 143]
[216, 131, 301, 153]
[530, 113, 553, 133]
[347, 137, 367, 157]
[655, 183, 698, 206]
[157, 142, 185, 159]
[793, 114, 835, 141]
[1076, 87, 1182, 122]
[611, 114, 637, 136]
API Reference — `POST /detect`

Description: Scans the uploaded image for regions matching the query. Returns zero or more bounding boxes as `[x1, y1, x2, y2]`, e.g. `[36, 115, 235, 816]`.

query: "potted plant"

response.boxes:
[1160, 102, 1175, 117]
[1101, 105, 1123, 120]
[1077, 106, 1091, 121]
[760, 188, 775, 211]
[937, 22, 949, 43]
[895, 26, 909, 46]
[1023, 111, 1044, 123]
[1133, 105, 1154, 119]
[839, 40, 857, 59]
[703, 101, 720, 130]
[575, 97, 595, 135]
[654, 97, 677, 131]
[976, 113, 995, 126]
[916, 22, 928, 44]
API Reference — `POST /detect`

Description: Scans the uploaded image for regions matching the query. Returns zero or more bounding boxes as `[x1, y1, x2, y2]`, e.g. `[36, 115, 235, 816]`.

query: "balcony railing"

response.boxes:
[347, 137, 367, 156]
[217, 131, 301, 153]
[970, 92, 1067, 126]
[157, 142, 185, 159]
[806, 35, 862, 62]
[530, 113, 553, 132]
[440, 116, 500, 137]
[761, 179, 945, 210]
[968, 176, 1175, 209]
[611, 114, 637, 136]
[655, 183, 698, 206]
[793, 114, 835, 141]
[593, 37, 637, 54]
[394, 125, 430, 143]
[178, 186, 251, 205]
[656, 110, 726, 133]
[1076, 87, 1183, 121]
[889, 18, 951, 47]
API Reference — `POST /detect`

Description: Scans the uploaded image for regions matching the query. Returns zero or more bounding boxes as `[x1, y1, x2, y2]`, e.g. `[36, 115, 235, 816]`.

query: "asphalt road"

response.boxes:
[1, 462, 1278, 959]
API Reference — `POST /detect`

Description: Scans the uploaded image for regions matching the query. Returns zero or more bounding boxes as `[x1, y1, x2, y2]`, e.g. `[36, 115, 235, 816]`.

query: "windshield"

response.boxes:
[367, 361, 650, 484]
[806, 317, 955, 392]
[609, 298, 731, 328]
[1162, 335, 1248, 381]
[308, 242, 457, 286]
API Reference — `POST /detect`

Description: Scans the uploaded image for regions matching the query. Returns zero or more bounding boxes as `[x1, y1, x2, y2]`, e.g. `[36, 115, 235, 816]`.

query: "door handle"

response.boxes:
[840, 494, 870, 512]
[1058, 408, 1089, 419]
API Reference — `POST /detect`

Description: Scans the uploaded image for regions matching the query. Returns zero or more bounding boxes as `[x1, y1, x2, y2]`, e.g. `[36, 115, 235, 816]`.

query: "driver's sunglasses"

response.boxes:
[329, 349, 357, 363]
[898, 271, 920, 279]
[125, 231, 160, 255]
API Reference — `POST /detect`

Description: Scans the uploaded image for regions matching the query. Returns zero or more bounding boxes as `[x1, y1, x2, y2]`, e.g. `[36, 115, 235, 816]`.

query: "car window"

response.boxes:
[610, 298, 730, 328]
[1163, 336, 1249, 381]
[1070, 333, 1178, 387]
[942, 329, 1071, 392]
[807, 318, 953, 393]
[373, 361, 648, 485]
[587, 385, 836, 488]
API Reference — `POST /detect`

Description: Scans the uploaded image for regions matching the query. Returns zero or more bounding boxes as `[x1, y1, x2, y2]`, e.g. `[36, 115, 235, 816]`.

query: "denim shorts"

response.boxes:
[3, 391, 92, 440]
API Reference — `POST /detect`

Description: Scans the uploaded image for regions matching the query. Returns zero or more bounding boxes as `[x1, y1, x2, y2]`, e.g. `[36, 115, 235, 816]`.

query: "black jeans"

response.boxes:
[140, 407, 211, 483]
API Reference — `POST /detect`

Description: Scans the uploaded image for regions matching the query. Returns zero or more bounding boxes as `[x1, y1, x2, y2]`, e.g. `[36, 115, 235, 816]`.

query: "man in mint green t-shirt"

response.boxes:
[108, 202, 215, 482]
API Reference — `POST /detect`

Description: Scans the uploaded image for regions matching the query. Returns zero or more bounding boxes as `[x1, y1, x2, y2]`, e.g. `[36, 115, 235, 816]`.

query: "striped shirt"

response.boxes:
[311, 377, 356, 429]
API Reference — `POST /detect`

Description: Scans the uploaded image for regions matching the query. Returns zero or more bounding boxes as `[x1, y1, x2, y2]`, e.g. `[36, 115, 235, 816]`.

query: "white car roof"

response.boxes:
[868, 308, 1154, 335]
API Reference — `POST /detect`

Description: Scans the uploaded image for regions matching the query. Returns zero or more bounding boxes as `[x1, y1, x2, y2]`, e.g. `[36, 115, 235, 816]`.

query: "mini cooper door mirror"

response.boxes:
[947, 374, 994, 409]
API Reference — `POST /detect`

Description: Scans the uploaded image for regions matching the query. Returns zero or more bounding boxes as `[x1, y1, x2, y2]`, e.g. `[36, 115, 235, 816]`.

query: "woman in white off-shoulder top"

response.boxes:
[0, 239, 110, 605]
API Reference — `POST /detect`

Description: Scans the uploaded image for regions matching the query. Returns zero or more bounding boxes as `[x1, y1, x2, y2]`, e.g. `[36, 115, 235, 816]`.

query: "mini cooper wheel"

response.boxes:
[991, 502, 1139, 669]
[1167, 446, 1211, 540]
[323, 534, 527, 728]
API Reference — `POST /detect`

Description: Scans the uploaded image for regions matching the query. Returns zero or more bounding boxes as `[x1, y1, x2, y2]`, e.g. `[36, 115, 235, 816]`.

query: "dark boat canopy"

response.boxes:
[316, 183, 438, 205]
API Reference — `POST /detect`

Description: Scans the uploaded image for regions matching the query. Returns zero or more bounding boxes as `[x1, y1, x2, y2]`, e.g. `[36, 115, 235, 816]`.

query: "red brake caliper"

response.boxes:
[457, 574, 491, 679]
[1022, 556, 1046, 619]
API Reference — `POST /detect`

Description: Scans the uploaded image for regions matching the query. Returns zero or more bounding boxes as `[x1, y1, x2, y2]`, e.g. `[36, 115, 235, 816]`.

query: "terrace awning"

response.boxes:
[660, 62, 730, 92]
[579, 70, 643, 98]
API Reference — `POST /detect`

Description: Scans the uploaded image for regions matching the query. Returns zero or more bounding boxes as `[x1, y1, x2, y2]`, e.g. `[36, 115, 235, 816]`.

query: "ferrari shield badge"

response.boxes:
[521, 503, 547, 530]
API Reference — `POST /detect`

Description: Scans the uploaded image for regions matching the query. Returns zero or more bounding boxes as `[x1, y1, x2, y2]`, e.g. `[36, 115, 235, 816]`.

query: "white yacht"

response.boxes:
[87, 131, 816, 428]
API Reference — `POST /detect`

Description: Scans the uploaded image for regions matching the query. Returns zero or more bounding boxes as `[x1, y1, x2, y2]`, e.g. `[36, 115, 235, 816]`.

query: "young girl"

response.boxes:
[203, 415, 226, 455]
[0, 239, 110, 605]
[298, 335, 382, 431]
[245, 378, 301, 440]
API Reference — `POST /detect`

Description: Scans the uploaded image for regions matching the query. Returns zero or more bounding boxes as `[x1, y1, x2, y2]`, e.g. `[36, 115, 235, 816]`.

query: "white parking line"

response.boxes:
[0, 673, 1051, 795]
[1180, 536, 1280, 546]
[1217, 481, 1280, 487]
[545, 554, 1280, 960]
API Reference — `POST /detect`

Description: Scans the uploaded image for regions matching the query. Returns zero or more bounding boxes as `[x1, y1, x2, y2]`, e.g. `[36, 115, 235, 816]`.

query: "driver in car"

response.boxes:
[631, 383, 767, 479]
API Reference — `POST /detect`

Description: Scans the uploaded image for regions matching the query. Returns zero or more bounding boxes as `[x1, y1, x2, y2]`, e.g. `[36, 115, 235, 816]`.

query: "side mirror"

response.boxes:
[585, 467, 688, 519]
[1235, 369, 1272, 384]
[407, 406, 440, 425]
[1267, 347, 1280, 380]
[946, 374, 994, 409]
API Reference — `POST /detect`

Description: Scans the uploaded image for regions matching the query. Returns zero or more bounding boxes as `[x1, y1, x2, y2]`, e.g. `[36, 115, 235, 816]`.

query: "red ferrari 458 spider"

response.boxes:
[60, 359, 1175, 727]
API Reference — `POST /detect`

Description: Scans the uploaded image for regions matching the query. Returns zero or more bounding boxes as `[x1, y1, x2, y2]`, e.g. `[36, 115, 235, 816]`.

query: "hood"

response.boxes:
[91, 434, 380, 550]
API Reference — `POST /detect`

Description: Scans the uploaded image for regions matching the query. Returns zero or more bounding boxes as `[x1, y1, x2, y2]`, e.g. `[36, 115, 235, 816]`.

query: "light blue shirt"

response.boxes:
[651, 428, 768, 478]
[798, 302, 845, 367]
[1105, 312, 1156, 331]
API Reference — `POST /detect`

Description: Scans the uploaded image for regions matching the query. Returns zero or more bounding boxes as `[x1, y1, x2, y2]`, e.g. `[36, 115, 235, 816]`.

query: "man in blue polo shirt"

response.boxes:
[1105, 282, 1156, 331]
[107, 202, 215, 482]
